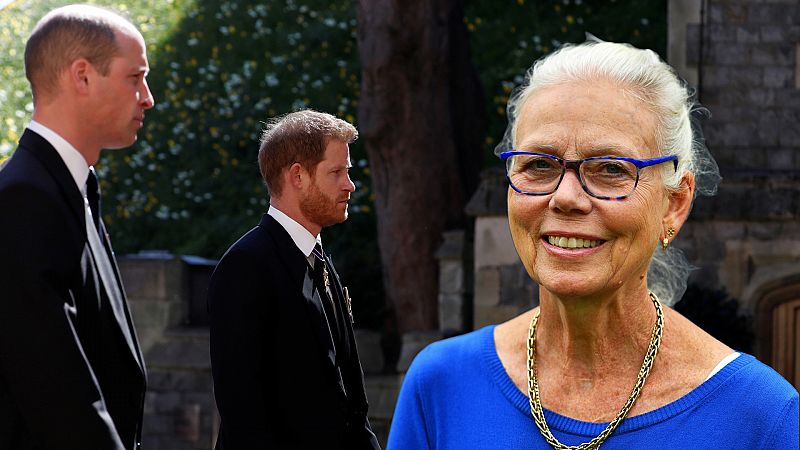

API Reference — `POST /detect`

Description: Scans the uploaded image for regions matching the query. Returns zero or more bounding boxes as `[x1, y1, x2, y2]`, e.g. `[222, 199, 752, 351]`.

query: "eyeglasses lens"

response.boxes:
[507, 154, 638, 198]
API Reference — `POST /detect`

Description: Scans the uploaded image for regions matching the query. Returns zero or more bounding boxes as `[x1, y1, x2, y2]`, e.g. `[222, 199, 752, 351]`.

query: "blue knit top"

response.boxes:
[388, 326, 798, 449]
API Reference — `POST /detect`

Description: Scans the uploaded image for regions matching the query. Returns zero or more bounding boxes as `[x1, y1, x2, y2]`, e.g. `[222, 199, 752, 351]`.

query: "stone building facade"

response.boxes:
[671, 0, 800, 387]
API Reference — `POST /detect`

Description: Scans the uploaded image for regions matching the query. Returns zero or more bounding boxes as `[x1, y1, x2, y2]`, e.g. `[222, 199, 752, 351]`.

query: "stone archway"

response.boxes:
[755, 276, 800, 390]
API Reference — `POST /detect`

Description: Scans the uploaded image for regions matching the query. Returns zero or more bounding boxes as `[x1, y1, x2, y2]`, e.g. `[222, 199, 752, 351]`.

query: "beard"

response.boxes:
[299, 179, 349, 229]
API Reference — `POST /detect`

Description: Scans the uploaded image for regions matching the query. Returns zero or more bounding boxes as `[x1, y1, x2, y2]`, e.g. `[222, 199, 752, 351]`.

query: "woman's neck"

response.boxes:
[535, 285, 658, 377]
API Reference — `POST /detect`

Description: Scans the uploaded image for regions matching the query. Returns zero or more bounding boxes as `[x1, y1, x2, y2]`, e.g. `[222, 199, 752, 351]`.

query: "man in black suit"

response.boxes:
[209, 110, 381, 449]
[0, 5, 153, 449]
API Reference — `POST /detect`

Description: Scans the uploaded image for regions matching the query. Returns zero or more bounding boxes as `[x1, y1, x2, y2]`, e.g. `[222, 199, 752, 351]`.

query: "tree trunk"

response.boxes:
[356, 0, 485, 333]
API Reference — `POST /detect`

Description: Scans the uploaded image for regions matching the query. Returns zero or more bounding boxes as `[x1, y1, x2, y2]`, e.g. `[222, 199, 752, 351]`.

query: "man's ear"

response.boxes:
[287, 162, 306, 190]
[663, 171, 696, 239]
[67, 58, 92, 95]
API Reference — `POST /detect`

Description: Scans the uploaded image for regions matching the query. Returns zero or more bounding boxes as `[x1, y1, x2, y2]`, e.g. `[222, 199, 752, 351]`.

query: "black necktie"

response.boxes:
[312, 244, 343, 352]
[86, 169, 101, 234]
[84, 170, 138, 358]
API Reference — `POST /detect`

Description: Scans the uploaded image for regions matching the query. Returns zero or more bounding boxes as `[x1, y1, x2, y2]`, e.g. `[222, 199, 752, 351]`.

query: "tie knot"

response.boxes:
[85, 169, 101, 231]
[86, 169, 99, 194]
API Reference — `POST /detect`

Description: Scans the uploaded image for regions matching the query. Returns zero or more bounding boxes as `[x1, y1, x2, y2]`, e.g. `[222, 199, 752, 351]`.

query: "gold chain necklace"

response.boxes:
[527, 292, 664, 450]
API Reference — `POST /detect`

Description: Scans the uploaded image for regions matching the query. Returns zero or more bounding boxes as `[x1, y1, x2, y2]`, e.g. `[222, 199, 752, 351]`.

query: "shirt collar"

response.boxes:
[267, 205, 321, 259]
[27, 120, 91, 195]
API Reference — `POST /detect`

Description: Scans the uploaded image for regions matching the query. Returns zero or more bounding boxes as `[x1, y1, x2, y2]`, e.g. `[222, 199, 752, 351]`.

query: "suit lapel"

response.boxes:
[21, 129, 145, 376]
[326, 255, 370, 406]
[102, 222, 146, 373]
[260, 215, 345, 394]
[97, 220, 146, 374]
[324, 255, 351, 357]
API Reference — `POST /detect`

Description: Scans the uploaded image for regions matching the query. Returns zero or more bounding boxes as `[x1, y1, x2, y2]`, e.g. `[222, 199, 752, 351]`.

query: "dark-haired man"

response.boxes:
[209, 110, 380, 449]
[0, 4, 152, 449]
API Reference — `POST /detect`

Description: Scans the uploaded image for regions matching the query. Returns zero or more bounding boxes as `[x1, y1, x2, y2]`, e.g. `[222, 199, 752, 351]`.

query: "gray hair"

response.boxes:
[497, 40, 720, 306]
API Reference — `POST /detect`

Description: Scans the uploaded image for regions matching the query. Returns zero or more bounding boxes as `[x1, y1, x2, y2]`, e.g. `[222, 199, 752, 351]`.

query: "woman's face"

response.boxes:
[508, 79, 671, 299]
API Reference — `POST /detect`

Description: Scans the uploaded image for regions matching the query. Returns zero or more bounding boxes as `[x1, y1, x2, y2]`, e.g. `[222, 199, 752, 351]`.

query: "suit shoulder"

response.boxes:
[216, 225, 278, 265]
[0, 167, 73, 231]
[0, 149, 54, 193]
[209, 223, 292, 288]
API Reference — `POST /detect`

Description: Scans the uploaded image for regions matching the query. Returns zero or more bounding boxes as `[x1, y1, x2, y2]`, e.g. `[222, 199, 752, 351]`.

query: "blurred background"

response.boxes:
[2, 0, 798, 448]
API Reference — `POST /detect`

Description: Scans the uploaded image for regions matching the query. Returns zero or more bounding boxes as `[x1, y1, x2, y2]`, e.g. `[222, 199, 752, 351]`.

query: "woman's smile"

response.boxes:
[544, 235, 603, 249]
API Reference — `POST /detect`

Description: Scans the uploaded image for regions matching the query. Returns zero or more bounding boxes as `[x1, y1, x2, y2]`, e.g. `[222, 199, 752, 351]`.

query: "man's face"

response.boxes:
[90, 29, 154, 149]
[299, 139, 356, 230]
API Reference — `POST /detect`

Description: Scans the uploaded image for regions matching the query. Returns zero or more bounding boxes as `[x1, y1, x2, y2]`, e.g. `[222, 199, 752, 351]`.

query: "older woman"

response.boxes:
[387, 41, 798, 449]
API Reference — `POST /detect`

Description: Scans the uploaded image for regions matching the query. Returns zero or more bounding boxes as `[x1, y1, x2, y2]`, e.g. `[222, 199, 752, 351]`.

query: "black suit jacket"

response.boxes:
[0, 130, 146, 450]
[209, 214, 380, 450]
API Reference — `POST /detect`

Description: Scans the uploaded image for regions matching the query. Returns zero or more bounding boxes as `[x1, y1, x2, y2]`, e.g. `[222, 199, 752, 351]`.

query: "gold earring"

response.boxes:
[662, 226, 675, 251]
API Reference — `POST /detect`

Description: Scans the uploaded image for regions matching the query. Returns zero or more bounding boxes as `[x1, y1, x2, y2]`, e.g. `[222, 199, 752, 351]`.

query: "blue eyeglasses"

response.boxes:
[499, 151, 678, 200]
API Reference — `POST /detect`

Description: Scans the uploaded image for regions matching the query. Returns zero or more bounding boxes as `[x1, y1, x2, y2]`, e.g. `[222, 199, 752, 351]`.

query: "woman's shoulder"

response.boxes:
[721, 353, 799, 403]
[413, 326, 495, 363]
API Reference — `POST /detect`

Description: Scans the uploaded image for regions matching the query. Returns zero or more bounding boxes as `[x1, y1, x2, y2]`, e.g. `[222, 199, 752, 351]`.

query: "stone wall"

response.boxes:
[466, 168, 538, 328]
[672, 0, 800, 337]
[119, 252, 218, 450]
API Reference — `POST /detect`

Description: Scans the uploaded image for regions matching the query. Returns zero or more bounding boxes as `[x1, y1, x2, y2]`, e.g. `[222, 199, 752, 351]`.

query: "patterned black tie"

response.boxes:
[312, 244, 343, 351]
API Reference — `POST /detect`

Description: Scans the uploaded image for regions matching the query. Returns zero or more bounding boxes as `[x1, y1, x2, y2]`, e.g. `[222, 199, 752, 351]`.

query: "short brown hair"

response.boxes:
[25, 5, 134, 102]
[258, 110, 357, 197]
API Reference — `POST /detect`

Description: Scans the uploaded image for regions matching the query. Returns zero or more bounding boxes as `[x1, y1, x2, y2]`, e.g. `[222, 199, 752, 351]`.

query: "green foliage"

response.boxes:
[98, 0, 368, 259]
[0, 0, 186, 156]
[465, 0, 668, 165]
[0, 0, 36, 156]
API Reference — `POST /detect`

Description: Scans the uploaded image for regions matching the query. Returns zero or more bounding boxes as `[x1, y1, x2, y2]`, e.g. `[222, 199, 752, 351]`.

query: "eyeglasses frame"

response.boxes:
[499, 150, 679, 201]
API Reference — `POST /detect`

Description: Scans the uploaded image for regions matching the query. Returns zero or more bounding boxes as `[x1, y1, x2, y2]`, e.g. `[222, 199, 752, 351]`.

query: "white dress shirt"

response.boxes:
[267, 205, 322, 264]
